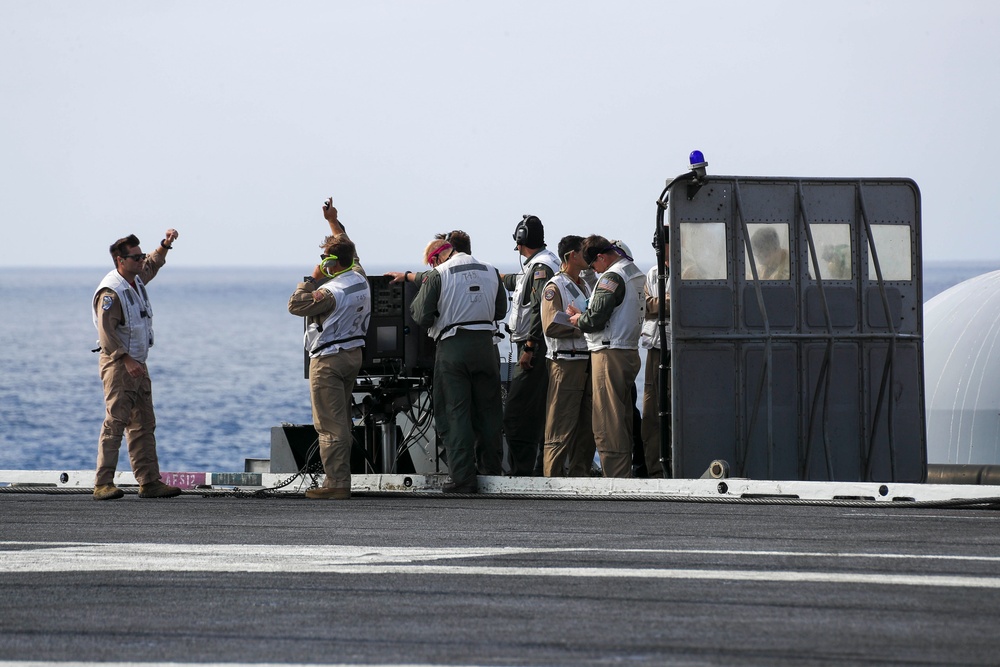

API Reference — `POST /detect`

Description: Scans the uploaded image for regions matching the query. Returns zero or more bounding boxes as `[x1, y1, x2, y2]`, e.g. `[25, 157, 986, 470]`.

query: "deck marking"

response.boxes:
[0, 662, 454, 667]
[5, 542, 1000, 562]
[1, 542, 999, 589]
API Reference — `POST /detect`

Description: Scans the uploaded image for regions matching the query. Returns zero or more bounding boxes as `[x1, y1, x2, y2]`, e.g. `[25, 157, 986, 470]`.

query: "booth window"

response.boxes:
[807, 223, 852, 281]
[680, 222, 728, 280]
[867, 225, 911, 281]
[744, 223, 790, 281]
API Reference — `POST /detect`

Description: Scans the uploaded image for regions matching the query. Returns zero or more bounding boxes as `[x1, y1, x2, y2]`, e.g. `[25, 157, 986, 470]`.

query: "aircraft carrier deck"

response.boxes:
[2, 473, 999, 666]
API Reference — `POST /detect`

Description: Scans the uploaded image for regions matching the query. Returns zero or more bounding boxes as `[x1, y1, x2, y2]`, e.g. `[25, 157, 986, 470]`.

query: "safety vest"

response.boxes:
[543, 273, 591, 361]
[584, 259, 644, 351]
[428, 253, 500, 341]
[509, 247, 561, 342]
[93, 270, 154, 363]
[305, 270, 371, 358]
[640, 265, 671, 350]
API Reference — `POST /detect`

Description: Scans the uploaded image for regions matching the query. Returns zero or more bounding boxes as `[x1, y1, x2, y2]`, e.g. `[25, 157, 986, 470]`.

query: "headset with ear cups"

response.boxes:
[513, 214, 538, 245]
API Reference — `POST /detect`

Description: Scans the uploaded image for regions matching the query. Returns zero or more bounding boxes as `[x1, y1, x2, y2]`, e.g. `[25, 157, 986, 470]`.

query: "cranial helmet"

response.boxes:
[513, 215, 544, 248]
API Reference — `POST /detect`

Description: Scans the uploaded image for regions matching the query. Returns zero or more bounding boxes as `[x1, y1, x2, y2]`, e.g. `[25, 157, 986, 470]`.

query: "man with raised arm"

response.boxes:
[288, 198, 371, 499]
[92, 230, 183, 500]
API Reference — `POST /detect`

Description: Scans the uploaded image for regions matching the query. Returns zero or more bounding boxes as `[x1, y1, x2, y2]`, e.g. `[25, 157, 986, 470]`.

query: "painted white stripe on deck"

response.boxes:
[2, 542, 999, 589]
[612, 547, 1000, 563]
[0, 663, 445, 667]
[4, 542, 1000, 564]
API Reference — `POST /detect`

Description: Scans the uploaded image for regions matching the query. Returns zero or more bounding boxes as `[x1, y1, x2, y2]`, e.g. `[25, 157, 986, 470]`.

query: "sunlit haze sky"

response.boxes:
[2, 0, 998, 272]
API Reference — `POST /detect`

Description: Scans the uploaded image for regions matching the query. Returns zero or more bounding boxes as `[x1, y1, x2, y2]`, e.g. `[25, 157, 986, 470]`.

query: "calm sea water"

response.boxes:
[1, 261, 998, 472]
[0, 267, 317, 472]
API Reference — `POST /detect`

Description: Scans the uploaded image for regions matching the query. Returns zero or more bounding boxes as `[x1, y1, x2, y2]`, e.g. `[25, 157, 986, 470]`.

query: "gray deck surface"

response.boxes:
[2, 491, 999, 666]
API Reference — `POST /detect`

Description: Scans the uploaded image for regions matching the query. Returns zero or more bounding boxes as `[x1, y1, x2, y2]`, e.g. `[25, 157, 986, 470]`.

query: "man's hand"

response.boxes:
[517, 349, 534, 370]
[164, 229, 179, 245]
[385, 271, 407, 284]
[323, 197, 344, 235]
[311, 264, 325, 281]
[566, 303, 582, 327]
[122, 355, 145, 379]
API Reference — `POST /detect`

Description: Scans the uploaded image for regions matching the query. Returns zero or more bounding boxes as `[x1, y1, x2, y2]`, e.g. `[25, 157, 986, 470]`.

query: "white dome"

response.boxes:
[924, 270, 1000, 464]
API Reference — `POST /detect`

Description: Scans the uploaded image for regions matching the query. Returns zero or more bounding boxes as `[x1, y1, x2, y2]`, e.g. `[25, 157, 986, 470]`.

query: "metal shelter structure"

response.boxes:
[668, 176, 925, 482]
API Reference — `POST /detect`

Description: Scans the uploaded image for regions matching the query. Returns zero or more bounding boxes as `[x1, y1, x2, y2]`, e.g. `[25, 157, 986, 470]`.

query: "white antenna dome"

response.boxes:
[924, 270, 1000, 464]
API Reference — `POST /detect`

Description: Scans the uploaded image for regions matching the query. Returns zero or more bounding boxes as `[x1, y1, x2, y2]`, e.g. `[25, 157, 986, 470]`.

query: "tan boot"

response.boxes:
[138, 480, 182, 499]
[305, 487, 351, 500]
[93, 483, 125, 501]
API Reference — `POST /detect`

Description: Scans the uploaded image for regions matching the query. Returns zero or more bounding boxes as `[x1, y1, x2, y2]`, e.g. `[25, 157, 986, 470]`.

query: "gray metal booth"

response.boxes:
[668, 177, 925, 482]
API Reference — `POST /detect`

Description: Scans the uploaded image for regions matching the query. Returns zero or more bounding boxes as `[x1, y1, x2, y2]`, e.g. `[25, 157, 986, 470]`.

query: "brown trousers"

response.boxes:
[543, 358, 595, 477]
[96, 355, 160, 486]
[591, 348, 641, 478]
[310, 347, 362, 489]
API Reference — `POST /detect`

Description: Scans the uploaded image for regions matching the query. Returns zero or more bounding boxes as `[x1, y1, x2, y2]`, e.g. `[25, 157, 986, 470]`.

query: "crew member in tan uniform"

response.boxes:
[92, 230, 183, 500]
[540, 235, 595, 476]
[288, 198, 371, 500]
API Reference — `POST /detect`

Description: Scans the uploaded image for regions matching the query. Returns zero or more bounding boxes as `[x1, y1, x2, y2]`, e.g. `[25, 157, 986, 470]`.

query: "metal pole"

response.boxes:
[381, 420, 396, 474]
[654, 199, 671, 477]
[654, 152, 706, 478]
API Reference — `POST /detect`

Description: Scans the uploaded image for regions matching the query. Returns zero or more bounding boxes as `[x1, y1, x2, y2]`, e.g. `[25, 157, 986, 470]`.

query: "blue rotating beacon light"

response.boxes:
[689, 150, 708, 180]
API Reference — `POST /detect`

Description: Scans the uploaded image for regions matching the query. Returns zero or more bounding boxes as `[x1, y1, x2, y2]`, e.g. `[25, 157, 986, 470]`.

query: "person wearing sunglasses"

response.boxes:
[567, 235, 645, 478]
[288, 198, 371, 500]
[91, 229, 182, 500]
[539, 235, 596, 477]
[410, 235, 507, 493]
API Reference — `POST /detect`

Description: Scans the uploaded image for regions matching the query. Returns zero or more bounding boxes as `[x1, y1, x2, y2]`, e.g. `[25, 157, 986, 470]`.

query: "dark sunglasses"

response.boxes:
[122, 253, 146, 261]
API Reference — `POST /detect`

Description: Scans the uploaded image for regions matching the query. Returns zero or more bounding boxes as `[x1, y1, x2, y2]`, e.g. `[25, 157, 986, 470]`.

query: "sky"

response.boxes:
[2, 0, 999, 272]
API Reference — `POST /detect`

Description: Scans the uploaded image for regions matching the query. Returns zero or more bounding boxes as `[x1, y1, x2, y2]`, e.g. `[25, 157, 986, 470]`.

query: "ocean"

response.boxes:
[1, 260, 998, 473]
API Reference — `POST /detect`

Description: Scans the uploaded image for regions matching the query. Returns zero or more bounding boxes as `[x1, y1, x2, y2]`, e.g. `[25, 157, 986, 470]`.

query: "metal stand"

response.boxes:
[353, 375, 435, 474]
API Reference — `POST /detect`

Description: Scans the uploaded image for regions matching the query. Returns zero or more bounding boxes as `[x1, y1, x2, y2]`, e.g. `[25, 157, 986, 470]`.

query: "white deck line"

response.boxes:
[2, 542, 1000, 589]
[0, 663, 449, 667]
[2, 469, 1000, 503]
